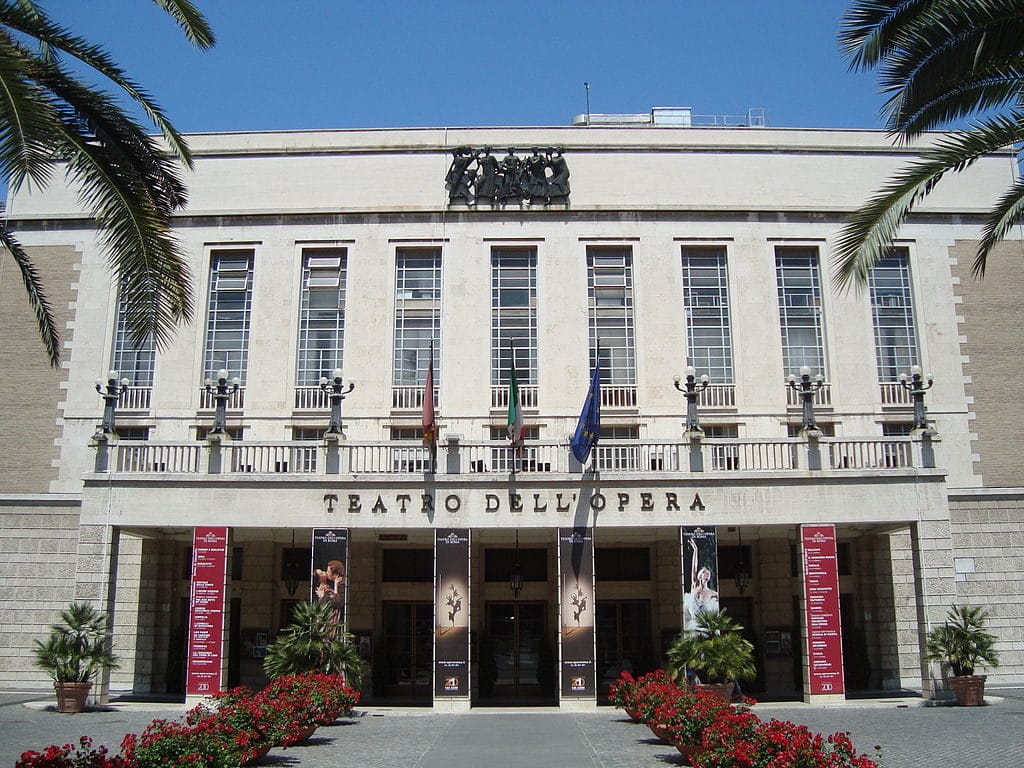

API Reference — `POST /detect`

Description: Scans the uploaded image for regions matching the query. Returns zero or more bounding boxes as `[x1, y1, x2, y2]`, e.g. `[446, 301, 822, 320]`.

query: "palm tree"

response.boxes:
[0, 0, 214, 366]
[833, 0, 1024, 287]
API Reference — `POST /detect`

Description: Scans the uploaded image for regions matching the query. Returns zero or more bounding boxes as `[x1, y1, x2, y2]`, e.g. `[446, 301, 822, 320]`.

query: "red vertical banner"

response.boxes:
[186, 526, 229, 696]
[801, 524, 845, 696]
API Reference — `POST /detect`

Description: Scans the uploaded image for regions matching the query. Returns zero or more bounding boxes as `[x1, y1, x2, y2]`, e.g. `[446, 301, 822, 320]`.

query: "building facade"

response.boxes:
[1, 117, 1022, 707]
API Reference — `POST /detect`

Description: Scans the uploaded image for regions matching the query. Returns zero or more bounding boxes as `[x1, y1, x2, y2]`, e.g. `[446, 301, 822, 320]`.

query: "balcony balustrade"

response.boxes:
[490, 385, 539, 410]
[198, 386, 246, 410]
[117, 386, 152, 412]
[879, 382, 913, 406]
[786, 381, 832, 407]
[99, 436, 928, 476]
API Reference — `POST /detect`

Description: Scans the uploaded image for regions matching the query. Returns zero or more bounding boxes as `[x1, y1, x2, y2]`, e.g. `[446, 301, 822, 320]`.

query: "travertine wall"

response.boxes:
[0, 245, 80, 493]
[0, 499, 81, 688]
[948, 240, 1024, 488]
[948, 492, 1024, 685]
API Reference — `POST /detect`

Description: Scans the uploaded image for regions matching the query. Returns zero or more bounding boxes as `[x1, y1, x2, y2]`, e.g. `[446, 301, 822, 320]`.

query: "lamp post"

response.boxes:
[319, 368, 355, 435]
[509, 530, 523, 600]
[95, 370, 130, 436]
[204, 369, 240, 436]
[788, 366, 824, 433]
[284, 529, 301, 597]
[899, 365, 934, 431]
[734, 527, 751, 595]
[673, 366, 709, 432]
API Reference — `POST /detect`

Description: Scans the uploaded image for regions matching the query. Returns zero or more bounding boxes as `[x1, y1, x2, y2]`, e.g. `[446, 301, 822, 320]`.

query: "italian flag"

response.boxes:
[507, 347, 524, 457]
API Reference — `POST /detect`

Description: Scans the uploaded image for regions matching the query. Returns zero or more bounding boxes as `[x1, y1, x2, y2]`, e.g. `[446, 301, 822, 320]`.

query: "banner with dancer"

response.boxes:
[681, 526, 719, 632]
[435, 528, 470, 697]
[559, 526, 595, 699]
[312, 528, 348, 629]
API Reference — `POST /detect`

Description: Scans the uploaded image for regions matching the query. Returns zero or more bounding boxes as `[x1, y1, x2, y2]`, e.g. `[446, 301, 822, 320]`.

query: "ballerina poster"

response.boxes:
[681, 526, 719, 632]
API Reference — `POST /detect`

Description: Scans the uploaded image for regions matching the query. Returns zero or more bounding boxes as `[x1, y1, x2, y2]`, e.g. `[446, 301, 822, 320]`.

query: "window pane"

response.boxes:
[204, 250, 254, 383]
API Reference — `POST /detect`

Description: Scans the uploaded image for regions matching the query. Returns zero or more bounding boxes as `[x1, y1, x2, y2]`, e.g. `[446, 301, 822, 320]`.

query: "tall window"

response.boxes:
[681, 246, 733, 382]
[492, 247, 537, 385]
[775, 246, 827, 378]
[587, 246, 635, 385]
[111, 281, 155, 388]
[296, 248, 347, 384]
[203, 249, 254, 383]
[393, 248, 441, 387]
[868, 249, 918, 381]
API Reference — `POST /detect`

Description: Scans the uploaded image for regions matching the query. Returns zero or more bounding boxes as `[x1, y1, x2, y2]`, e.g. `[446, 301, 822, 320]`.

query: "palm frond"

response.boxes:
[876, 11, 1024, 135]
[839, 0, 933, 70]
[30, 55, 189, 213]
[151, 0, 215, 49]
[976, 174, 1024, 275]
[0, 32, 59, 190]
[893, 72, 1024, 138]
[0, 0, 196, 166]
[53, 117, 193, 349]
[0, 223, 60, 366]
[833, 112, 1024, 289]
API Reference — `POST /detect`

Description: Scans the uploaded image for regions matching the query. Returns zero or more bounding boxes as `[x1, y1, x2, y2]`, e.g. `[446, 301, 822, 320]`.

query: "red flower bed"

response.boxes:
[18, 673, 361, 767]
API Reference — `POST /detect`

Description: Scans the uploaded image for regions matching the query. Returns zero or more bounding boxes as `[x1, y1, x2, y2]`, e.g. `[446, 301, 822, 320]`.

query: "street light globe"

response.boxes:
[800, 365, 811, 377]
[332, 368, 343, 381]
[217, 368, 229, 381]
[108, 370, 119, 380]
[685, 365, 696, 378]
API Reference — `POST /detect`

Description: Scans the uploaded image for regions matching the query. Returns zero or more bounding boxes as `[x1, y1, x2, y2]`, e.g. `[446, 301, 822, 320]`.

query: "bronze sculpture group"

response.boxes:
[446, 146, 570, 205]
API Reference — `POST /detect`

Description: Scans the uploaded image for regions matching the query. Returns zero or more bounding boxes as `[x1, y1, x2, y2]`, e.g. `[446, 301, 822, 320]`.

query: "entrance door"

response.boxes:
[483, 601, 554, 702]
[381, 601, 433, 703]
[596, 600, 652, 696]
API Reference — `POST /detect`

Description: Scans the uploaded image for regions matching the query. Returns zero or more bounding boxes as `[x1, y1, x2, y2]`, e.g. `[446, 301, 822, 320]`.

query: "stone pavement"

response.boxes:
[1, 689, 1022, 767]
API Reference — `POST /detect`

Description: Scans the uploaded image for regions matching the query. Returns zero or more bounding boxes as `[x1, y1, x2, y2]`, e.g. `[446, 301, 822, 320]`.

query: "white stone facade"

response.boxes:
[2, 123, 1021, 703]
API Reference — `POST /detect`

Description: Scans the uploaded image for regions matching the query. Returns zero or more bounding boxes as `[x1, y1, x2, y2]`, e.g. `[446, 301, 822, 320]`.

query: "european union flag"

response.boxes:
[571, 357, 601, 464]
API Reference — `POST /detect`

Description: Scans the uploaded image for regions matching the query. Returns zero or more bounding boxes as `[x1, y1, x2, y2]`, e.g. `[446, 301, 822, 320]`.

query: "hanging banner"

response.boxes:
[801, 524, 845, 695]
[435, 528, 470, 697]
[558, 527, 595, 699]
[312, 528, 349, 629]
[186, 526, 229, 696]
[681, 526, 719, 632]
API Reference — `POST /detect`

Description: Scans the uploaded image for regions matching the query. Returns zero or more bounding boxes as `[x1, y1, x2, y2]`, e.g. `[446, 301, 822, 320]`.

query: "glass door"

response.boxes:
[483, 601, 554, 702]
[381, 601, 433, 703]
[596, 600, 652, 697]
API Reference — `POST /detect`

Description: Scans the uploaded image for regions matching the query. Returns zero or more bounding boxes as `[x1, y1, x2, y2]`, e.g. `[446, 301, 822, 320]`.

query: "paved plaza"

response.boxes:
[1, 689, 1022, 767]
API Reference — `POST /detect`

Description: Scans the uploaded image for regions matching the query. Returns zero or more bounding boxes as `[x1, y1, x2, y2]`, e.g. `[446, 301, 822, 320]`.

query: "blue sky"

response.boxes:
[46, 0, 887, 133]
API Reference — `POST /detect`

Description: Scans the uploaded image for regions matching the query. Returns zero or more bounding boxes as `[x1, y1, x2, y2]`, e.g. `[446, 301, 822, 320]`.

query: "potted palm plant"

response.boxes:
[665, 608, 756, 701]
[263, 599, 366, 687]
[32, 602, 119, 713]
[924, 605, 999, 706]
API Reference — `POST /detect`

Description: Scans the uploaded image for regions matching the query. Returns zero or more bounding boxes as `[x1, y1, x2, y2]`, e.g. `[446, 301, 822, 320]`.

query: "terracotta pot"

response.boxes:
[676, 742, 701, 765]
[950, 674, 987, 706]
[648, 722, 673, 743]
[624, 706, 642, 723]
[697, 682, 735, 702]
[294, 724, 318, 742]
[54, 681, 91, 714]
[242, 743, 272, 765]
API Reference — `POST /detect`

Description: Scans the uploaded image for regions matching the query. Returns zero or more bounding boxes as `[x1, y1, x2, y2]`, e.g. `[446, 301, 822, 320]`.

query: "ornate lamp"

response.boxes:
[788, 366, 824, 432]
[95, 370, 130, 436]
[319, 368, 355, 435]
[509, 530, 523, 600]
[204, 369, 240, 435]
[899, 365, 935, 431]
[734, 527, 751, 595]
[283, 529, 301, 597]
[674, 366, 709, 432]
